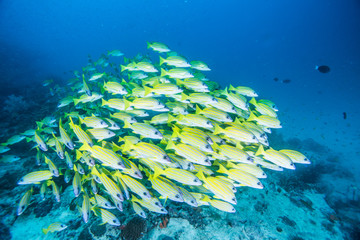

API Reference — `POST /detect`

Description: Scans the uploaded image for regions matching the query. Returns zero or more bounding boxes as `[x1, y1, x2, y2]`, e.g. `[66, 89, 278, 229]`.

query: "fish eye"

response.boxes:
[143, 192, 147, 196]
[175, 194, 180, 198]
[194, 178, 198, 182]
[247, 157, 251, 161]
[101, 121, 105, 125]
[226, 116, 231, 119]
[257, 182, 261, 185]
[155, 202, 160, 206]
[206, 121, 210, 125]
[117, 193, 121, 198]
[232, 107, 236, 111]
[163, 155, 168, 160]
[232, 198, 236, 202]
[191, 200, 194, 204]
[154, 132, 158, 135]
[105, 203, 109, 207]
[252, 136, 256, 139]
[161, 208, 165, 212]
[113, 220, 117, 223]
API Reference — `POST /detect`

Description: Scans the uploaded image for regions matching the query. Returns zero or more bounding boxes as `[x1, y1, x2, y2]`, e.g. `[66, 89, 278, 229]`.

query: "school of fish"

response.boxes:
[2, 42, 311, 232]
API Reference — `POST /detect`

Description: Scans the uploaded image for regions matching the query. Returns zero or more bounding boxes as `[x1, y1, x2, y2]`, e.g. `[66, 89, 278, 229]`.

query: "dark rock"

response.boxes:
[0, 222, 11, 240]
[254, 201, 268, 214]
[33, 199, 53, 218]
[90, 222, 107, 237]
[158, 235, 174, 240]
[78, 227, 93, 240]
[279, 216, 296, 227]
[120, 217, 147, 240]
[276, 226, 282, 232]
[289, 237, 305, 240]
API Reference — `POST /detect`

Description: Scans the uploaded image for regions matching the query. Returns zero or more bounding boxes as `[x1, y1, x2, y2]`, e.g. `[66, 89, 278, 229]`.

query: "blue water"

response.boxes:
[1, 0, 359, 239]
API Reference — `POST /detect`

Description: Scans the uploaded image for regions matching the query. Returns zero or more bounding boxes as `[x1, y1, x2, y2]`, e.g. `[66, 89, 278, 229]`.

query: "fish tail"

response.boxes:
[122, 139, 134, 153]
[153, 166, 163, 179]
[180, 92, 188, 101]
[229, 84, 236, 92]
[101, 98, 108, 106]
[165, 139, 176, 150]
[195, 105, 202, 115]
[124, 99, 131, 110]
[195, 169, 206, 181]
[167, 114, 176, 123]
[255, 145, 265, 156]
[123, 120, 132, 129]
[249, 97, 257, 106]
[159, 56, 165, 66]
[120, 65, 126, 72]
[213, 124, 223, 135]
[160, 68, 167, 77]
[144, 86, 152, 96]
[247, 112, 257, 122]
[42, 228, 49, 235]
[217, 163, 228, 174]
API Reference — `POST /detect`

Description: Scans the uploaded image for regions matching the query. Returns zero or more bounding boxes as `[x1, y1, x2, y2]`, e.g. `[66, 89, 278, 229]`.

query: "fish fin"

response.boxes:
[171, 126, 180, 139]
[234, 118, 241, 124]
[213, 124, 223, 135]
[120, 65, 126, 72]
[217, 164, 228, 174]
[153, 166, 163, 179]
[160, 68, 167, 77]
[144, 86, 152, 96]
[160, 138, 168, 145]
[73, 99, 80, 106]
[123, 119, 132, 129]
[175, 79, 183, 86]
[180, 92, 188, 101]
[124, 99, 131, 110]
[255, 145, 265, 156]
[235, 142, 243, 149]
[111, 142, 122, 152]
[79, 141, 91, 152]
[229, 84, 236, 92]
[101, 98, 108, 106]
[165, 139, 176, 150]
[122, 139, 134, 153]
[91, 166, 100, 176]
[247, 112, 257, 122]
[42, 228, 48, 235]
[159, 56, 165, 65]
[249, 97, 257, 106]
[167, 114, 176, 123]
[195, 105, 202, 115]
[196, 169, 206, 181]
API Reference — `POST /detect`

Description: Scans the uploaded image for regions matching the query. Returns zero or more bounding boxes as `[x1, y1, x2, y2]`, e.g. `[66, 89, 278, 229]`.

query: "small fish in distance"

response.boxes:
[315, 65, 330, 73]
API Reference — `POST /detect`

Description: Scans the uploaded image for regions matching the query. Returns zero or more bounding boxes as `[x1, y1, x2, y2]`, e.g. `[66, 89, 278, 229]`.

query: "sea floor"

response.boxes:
[0, 88, 359, 240]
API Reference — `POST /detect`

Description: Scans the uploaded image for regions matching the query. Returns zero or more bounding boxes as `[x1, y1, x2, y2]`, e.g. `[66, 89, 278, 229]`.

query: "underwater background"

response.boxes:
[0, 0, 359, 239]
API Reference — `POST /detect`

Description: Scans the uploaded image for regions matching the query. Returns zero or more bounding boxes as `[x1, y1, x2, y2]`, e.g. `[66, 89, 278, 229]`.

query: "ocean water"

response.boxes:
[0, 0, 359, 239]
